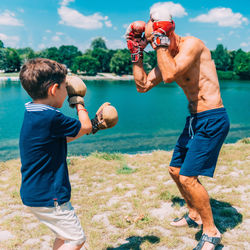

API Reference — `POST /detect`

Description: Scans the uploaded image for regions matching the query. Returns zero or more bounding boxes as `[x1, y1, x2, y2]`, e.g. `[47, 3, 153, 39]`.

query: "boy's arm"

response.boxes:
[66, 104, 92, 143]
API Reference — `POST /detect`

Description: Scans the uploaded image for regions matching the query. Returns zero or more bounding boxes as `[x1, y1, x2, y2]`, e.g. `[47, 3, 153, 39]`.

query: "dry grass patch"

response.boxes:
[0, 139, 249, 249]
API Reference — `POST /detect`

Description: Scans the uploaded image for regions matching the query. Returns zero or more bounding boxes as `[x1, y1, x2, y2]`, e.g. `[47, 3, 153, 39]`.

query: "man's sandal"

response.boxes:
[171, 214, 201, 228]
[193, 234, 221, 250]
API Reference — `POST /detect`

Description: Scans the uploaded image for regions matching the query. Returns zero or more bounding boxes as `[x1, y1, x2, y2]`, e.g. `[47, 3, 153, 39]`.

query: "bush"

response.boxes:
[217, 70, 240, 80]
[72, 55, 100, 76]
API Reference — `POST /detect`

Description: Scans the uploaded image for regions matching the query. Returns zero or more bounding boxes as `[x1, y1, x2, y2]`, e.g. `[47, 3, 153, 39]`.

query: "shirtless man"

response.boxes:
[125, 3, 230, 250]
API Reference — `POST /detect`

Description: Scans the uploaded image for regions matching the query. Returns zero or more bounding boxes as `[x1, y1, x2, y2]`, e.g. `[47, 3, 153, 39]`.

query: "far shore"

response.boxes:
[0, 72, 134, 82]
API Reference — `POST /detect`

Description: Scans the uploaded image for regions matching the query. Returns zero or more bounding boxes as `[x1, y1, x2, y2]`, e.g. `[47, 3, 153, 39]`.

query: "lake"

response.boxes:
[0, 79, 250, 162]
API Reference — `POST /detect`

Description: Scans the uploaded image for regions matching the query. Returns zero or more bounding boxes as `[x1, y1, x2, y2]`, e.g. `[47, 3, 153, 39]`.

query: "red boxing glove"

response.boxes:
[125, 21, 147, 62]
[152, 20, 175, 47]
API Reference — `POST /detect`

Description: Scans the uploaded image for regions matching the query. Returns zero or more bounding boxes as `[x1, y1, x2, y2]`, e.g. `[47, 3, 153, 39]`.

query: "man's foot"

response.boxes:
[170, 214, 202, 228]
[193, 232, 221, 250]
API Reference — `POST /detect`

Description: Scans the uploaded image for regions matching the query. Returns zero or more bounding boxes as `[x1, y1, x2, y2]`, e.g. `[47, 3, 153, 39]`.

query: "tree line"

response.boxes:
[0, 38, 249, 80]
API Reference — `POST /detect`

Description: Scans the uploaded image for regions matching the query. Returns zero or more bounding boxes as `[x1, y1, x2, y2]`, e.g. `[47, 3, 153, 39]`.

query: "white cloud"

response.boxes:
[38, 43, 46, 50]
[52, 36, 61, 42]
[217, 37, 223, 41]
[105, 20, 112, 27]
[240, 42, 250, 47]
[150, 2, 187, 19]
[123, 23, 129, 29]
[60, 0, 75, 6]
[58, 6, 110, 29]
[106, 39, 126, 49]
[46, 29, 51, 33]
[18, 8, 24, 13]
[56, 32, 64, 36]
[190, 8, 248, 28]
[0, 33, 20, 47]
[0, 10, 23, 26]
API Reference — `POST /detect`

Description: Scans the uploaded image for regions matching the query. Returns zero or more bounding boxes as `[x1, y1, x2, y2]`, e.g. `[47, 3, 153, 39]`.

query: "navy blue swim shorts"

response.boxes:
[170, 108, 230, 177]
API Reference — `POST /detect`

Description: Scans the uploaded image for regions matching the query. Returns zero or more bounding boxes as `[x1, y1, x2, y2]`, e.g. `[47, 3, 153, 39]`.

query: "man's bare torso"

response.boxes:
[175, 37, 223, 114]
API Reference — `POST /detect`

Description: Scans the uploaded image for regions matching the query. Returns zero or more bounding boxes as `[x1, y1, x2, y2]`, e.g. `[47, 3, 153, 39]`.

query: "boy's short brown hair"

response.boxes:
[19, 58, 67, 100]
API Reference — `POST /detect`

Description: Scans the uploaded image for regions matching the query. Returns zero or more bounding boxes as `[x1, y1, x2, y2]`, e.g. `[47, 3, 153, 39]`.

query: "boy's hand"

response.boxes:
[91, 102, 118, 134]
[66, 75, 86, 108]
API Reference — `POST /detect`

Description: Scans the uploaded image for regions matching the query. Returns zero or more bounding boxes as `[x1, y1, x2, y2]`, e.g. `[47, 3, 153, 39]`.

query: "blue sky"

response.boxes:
[0, 0, 249, 52]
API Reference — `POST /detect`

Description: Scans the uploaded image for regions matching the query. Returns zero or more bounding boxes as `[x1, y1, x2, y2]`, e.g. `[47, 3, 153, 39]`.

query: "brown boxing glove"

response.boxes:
[66, 75, 87, 108]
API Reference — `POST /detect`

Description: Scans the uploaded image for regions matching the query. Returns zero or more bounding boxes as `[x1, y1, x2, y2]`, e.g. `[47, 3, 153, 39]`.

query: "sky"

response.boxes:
[0, 0, 249, 52]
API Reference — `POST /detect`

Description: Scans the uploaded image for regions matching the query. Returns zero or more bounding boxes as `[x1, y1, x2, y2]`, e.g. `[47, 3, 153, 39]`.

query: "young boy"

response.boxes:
[19, 58, 92, 250]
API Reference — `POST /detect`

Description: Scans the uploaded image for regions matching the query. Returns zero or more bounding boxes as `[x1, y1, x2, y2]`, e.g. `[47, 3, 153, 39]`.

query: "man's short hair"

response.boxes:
[19, 58, 67, 100]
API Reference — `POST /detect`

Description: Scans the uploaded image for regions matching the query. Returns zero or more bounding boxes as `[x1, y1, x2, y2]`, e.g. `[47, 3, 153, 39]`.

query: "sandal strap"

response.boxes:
[193, 234, 221, 250]
[184, 214, 199, 228]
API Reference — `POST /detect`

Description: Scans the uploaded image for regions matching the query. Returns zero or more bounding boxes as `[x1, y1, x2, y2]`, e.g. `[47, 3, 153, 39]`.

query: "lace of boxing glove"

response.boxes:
[125, 21, 147, 62]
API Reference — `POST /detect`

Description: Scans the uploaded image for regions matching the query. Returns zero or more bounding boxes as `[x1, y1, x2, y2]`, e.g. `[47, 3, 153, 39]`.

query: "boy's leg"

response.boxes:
[28, 202, 86, 249]
[53, 238, 64, 249]
[53, 238, 84, 250]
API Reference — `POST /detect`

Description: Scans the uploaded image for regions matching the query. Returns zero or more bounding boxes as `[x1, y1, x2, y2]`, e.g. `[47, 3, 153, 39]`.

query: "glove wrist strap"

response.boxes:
[131, 51, 143, 63]
[153, 33, 170, 47]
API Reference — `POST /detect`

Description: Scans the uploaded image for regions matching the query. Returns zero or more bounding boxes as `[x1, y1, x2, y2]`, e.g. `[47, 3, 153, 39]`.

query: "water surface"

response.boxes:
[0, 79, 249, 161]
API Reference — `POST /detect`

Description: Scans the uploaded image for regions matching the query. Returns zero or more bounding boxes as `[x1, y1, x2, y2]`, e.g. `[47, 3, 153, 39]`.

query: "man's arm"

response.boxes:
[156, 37, 202, 83]
[133, 58, 163, 93]
[125, 21, 163, 93]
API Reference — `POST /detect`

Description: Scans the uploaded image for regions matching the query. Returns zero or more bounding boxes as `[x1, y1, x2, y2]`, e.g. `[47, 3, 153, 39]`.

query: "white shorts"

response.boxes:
[28, 201, 86, 246]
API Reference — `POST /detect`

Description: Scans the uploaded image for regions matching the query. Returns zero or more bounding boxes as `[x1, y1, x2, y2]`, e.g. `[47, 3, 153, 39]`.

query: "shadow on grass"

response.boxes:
[106, 235, 160, 250]
[172, 197, 243, 249]
[172, 197, 242, 230]
[196, 198, 243, 248]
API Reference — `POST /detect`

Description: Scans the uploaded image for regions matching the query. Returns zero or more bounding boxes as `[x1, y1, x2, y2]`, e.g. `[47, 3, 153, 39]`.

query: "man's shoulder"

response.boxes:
[183, 36, 204, 47]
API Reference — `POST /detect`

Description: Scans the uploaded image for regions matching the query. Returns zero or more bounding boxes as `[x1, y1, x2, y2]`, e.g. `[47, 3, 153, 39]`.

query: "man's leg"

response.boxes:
[179, 175, 221, 248]
[169, 166, 202, 226]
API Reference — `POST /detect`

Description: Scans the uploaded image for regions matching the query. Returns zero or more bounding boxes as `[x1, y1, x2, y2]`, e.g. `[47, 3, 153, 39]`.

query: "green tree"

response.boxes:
[3, 48, 21, 72]
[211, 44, 231, 71]
[72, 55, 100, 76]
[234, 50, 250, 80]
[58, 45, 82, 69]
[91, 48, 112, 72]
[91, 37, 107, 50]
[0, 48, 6, 70]
[0, 40, 4, 48]
[143, 51, 157, 72]
[38, 47, 60, 62]
[17, 47, 37, 62]
[109, 49, 132, 75]
[228, 50, 236, 71]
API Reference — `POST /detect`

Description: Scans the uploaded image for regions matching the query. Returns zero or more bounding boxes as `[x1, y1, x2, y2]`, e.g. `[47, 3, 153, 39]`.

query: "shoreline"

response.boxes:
[1, 139, 249, 163]
[0, 73, 134, 82]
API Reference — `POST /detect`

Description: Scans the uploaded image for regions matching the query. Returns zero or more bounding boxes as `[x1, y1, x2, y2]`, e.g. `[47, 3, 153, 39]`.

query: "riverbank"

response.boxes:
[0, 139, 249, 249]
[0, 72, 134, 82]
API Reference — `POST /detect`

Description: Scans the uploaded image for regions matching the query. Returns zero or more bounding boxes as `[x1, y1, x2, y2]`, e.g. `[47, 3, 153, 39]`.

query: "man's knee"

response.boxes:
[169, 166, 180, 179]
[179, 175, 198, 188]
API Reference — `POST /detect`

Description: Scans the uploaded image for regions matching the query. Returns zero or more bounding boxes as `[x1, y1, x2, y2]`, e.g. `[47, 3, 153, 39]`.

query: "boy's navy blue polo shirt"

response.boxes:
[19, 102, 81, 207]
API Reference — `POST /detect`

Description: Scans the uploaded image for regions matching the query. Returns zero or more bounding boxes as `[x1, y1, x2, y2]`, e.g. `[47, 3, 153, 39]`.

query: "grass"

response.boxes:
[0, 139, 249, 249]
[0, 72, 19, 77]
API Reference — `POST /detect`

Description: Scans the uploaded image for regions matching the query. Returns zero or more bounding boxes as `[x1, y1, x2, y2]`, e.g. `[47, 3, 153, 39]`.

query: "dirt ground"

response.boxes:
[0, 139, 249, 249]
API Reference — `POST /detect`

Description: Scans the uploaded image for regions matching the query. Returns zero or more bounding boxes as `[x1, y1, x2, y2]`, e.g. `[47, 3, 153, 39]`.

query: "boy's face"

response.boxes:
[54, 80, 67, 108]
